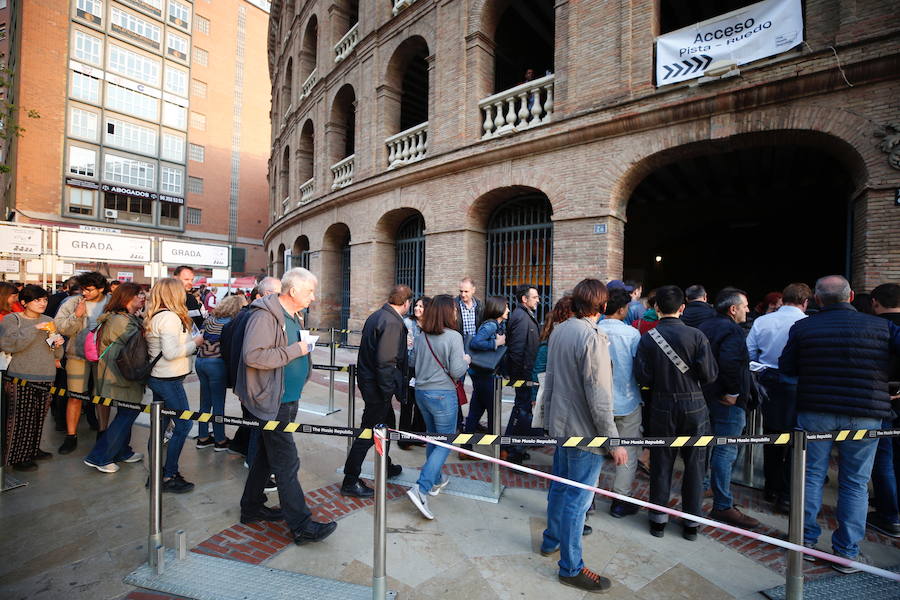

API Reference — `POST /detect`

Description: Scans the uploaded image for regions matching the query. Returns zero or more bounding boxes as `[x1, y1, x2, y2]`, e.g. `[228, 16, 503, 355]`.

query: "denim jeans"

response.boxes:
[759, 369, 797, 498]
[415, 388, 458, 494]
[541, 447, 604, 577]
[798, 410, 881, 558]
[85, 406, 139, 466]
[464, 370, 495, 434]
[871, 418, 900, 524]
[196, 357, 227, 442]
[148, 376, 192, 479]
[709, 401, 747, 511]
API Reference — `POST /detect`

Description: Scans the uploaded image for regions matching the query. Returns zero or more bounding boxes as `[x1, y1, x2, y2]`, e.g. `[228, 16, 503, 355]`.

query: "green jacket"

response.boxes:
[95, 312, 145, 404]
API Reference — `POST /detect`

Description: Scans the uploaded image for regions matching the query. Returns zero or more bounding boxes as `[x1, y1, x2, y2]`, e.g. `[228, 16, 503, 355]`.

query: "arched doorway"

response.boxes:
[275, 243, 286, 278]
[492, 1, 555, 93]
[300, 16, 318, 85]
[395, 214, 425, 298]
[329, 84, 356, 189]
[624, 139, 856, 302]
[384, 36, 430, 168]
[486, 193, 553, 321]
[321, 223, 351, 329]
[298, 119, 314, 200]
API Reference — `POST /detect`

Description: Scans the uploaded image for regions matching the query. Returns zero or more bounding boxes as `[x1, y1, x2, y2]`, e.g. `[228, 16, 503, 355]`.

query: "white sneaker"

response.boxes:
[428, 476, 450, 497]
[83, 458, 119, 473]
[122, 452, 144, 463]
[406, 487, 434, 520]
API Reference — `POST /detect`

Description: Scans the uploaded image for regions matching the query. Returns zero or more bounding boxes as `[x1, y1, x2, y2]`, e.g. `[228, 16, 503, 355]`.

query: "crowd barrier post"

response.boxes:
[372, 425, 388, 600]
[786, 430, 807, 600]
[0, 377, 27, 492]
[492, 376, 503, 498]
[328, 327, 337, 413]
[148, 400, 164, 569]
[347, 364, 357, 455]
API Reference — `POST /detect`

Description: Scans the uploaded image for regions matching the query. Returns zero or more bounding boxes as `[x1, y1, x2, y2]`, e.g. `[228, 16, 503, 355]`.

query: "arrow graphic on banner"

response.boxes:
[661, 54, 713, 80]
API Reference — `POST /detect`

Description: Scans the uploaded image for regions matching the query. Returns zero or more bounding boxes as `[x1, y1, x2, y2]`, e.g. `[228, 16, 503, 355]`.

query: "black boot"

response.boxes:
[58, 435, 78, 455]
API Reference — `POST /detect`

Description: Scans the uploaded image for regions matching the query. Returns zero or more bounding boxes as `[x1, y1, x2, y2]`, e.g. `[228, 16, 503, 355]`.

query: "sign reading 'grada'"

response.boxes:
[160, 240, 229, 267]
[57, 230, 152, 262]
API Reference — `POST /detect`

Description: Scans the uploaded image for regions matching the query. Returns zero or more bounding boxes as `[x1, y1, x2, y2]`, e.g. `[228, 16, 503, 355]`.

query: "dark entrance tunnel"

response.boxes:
[623, 143, 854, 303]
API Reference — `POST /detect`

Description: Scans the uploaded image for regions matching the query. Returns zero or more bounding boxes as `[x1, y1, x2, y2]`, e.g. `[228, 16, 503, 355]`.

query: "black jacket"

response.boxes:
[780, 303, 900, 419]
[186, 292, 204, 329]
[505, 303, 540, 379]
[358, 304, 408, 402]
[221, 306, 251, 390]
[635, 317, 718, 396]
[454, 296, 484, 337]
[697, 315, 752, 410]
[681, 301, 716, 329]
[46, 291, 72, 319]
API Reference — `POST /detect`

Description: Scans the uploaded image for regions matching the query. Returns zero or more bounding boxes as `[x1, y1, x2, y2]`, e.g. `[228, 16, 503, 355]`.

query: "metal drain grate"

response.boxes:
[760, 564, 900, 600]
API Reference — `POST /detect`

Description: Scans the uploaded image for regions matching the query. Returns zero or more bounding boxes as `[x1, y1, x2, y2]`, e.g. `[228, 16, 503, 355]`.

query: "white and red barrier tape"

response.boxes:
[392, 428, 900, 583]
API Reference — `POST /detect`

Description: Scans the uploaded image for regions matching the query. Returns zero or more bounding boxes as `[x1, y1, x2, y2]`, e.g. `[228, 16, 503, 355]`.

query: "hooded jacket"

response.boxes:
[235, 294, 311, 421]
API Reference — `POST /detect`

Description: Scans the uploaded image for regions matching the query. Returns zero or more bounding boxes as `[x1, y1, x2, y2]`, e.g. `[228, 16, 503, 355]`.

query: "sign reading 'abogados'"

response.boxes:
[160, 240, 229, 267]
[57, 230, 152, 262]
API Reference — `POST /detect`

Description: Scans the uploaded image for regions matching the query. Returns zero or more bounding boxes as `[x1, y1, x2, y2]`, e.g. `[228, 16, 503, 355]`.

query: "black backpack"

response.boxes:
[116, 326, 161, 382]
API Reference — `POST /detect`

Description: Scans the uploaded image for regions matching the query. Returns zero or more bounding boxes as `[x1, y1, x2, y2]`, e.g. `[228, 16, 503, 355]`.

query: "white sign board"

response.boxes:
[0, 226, 43, 255]
[0, 259, 19, 273]
[117, 271, 134, 282]
[211, 268, 230, 281]
[160, 240, 229, 267]
[57, 230, 152, 262]
[655, 0, 803, 86]
[57, 262, 75, 276]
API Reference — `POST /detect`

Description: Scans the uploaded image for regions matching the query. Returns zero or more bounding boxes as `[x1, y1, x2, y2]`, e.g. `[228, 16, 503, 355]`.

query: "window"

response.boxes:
[168, 0, 191, 28]
[193, 47, 209, 67]
[166, 32, 189, 61]
[190, 111, 206, 131]
[108, 44, 161, 86]
[104, 192, 152, 224]
[105, 117, 157, 156]
[110, 6, 162, 49]
[68, 188, 96, 216]
[106, 81, 159, 121]
[160, 201, 182, 227]
[164, 65, 188, 97]
[195, 15, 210, 35]
[188, 143, 204, 162]
[73, 30, 103, 65]
[76, 0, 103, 24]
[186, 176, 203, 194]
[68, 146, 98, 178]
[70, 71, 101, 104]
[186, 206, 202, 224]
[190, 79, 207, 98]
[160, 165, 184, 195]
[162, 102, 187, 129]
[162, 133, 185, 162]
[69, 107, 99, 141]
[103, 153, 155, 189]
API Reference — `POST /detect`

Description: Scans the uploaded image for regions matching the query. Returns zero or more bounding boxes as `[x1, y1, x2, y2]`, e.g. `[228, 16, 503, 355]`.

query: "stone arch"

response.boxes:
[383, 36, 430, 135]
[331, 0, 359, 47]
[328, 83, 356, 168]
[370, 208, 427, 299]
[319, 222, 352, 328]
[299, 14, 318, 84]
[298, 119, 314, 184]
[279, 145, 291, 206]
[292, 234, 309, 258]
[283, 57, 294, 110]
[275, 242, 286, 278]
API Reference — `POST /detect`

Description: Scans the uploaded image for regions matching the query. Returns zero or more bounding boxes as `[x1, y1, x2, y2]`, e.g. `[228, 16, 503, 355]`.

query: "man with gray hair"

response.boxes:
[780, 275, 900, 572]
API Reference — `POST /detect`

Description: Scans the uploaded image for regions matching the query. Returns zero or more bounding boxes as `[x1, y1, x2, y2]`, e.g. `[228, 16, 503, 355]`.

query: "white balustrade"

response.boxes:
[299, 69, 317, 101]
[333, 23, 359, 63]
[330, 154, 355, 190]
[392, 0, 417, 16]
[479, 73, 555, 139]
[280, 196, 290, 216]
[385, 121, 428, 169]
[298, 177, 314, 204]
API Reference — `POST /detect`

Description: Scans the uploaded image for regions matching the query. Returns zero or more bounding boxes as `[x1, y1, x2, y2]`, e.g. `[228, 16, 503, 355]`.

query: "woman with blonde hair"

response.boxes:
[195, 294, 246, 451]
[145, 277, 204, 493]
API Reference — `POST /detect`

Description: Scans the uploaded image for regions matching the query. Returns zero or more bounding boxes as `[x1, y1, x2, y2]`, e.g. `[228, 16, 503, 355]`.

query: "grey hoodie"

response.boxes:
[235, 294, 311, 421]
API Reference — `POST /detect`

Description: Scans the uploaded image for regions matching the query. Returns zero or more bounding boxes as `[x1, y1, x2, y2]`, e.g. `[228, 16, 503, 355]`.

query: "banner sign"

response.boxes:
[160, 240, 229, 267]
[57, 230, 152, 262]
[0, 259, 19, 273]
[655, 0, 803, 86]
[0, 226, 43, 255]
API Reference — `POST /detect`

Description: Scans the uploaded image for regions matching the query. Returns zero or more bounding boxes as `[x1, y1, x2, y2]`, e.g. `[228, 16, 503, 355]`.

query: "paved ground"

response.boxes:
[1, 345, 899, 599]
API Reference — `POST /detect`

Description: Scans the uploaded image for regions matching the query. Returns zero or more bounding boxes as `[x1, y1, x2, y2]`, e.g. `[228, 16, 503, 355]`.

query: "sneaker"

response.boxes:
[558, 567, 612, 593]
[831, 553, 864, 574]
[428, 476, 450, 497]
[264, 476, 277, 493]
[709, 506, 760, 529]
[609, 499, 639, 519]
[213, 439, 230, 452]
[866, 512, 900, 538]
[162, 474, 194, 494]
[649, 521, 666, 538]
[196, 436, 215, 449]
[540, 545, 559, 557]
[293, 520, 337, 545]
[387, 463, 403, 478]
[122, 452, 144, 463]
[406, 487, 435, 519]
[58, 435, 77, 455]
[34, 449, 53, 460]
[83, 458, 119, 473]
[802, 542, 818, 562]
[240, 505, 284, 524]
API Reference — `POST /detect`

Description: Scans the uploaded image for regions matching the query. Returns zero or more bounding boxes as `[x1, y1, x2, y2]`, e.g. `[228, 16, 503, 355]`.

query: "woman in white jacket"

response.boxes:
[145, 277, 204, 493]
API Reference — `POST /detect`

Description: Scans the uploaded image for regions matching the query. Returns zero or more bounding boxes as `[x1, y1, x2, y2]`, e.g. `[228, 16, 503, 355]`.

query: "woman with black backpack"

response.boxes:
[83, 283, 147, 473]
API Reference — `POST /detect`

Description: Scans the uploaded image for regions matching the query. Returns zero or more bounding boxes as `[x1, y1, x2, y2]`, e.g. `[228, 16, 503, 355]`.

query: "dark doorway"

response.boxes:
[395, 214, 425, 298]
[340, 241, 351, 335]
[493, 1, 555, 93]
[400, 47, 429, 131]
[624, 144, 853, 303]
[659, 0, 759, 34]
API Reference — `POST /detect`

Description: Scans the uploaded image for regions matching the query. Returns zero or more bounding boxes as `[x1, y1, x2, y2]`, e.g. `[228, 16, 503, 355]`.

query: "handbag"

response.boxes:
[464, 336, 507, 371]
[424, 334, 467, 406]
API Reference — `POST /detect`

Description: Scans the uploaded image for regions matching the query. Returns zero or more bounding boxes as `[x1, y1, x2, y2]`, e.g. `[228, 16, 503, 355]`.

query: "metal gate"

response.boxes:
[340, 243, 351, 334]
[486, 194, 552, 322]
[395, 214, 425, 298]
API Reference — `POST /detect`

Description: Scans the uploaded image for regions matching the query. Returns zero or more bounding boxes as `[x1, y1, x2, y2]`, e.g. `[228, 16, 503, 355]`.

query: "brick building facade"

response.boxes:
[266, 0, 900, 331]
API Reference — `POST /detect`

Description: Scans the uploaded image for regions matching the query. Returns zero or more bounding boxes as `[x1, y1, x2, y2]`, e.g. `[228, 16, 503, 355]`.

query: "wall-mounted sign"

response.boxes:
[57, 230, 152, 262]
[160, 240, 229, 267]
[593, 224, 608, 234]
[0, 260, 19, 273]
[66, 178, 100, 190]
[158, 194, 184, 205]
[101, 183, 158, 200]
[117, 272, 134, 282]
[0, 226, 43, 255]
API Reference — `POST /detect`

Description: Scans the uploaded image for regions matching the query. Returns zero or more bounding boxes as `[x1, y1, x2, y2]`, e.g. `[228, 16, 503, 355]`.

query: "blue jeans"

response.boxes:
[196, 357, 227, 442]
[541, 447, 604, 577]
[871, 418, 900, 524]
[85, 406, 139, 466]
[148, 376, 192, 479]
[798, 410, 881, 558]
[709, 402, 746, 511]
[415, 388, 458, 494]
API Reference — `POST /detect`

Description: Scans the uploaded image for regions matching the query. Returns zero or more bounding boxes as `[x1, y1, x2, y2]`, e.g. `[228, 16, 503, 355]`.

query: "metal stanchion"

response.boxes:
[328, 327, 337, 413]
[785, 430, 807, 600]
[492, 376, 503, 498]
[347, 364, 357, 456]
[0, 377, 27, 492]
[372, 425, 388, 600]
[148, 400, 163, 568]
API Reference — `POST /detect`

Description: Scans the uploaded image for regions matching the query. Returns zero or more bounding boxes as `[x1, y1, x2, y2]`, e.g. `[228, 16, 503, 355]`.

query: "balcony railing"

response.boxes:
[479, 73, 555, 139]
[299, 69, 317, 101]
[393, 0, 417, 16]
[330, 154, 355, 190]
[280, 196, 290, 215]
[334, 23, 359, 63]
[298, 177, 314, 204]
[385, 121, 428, 169]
